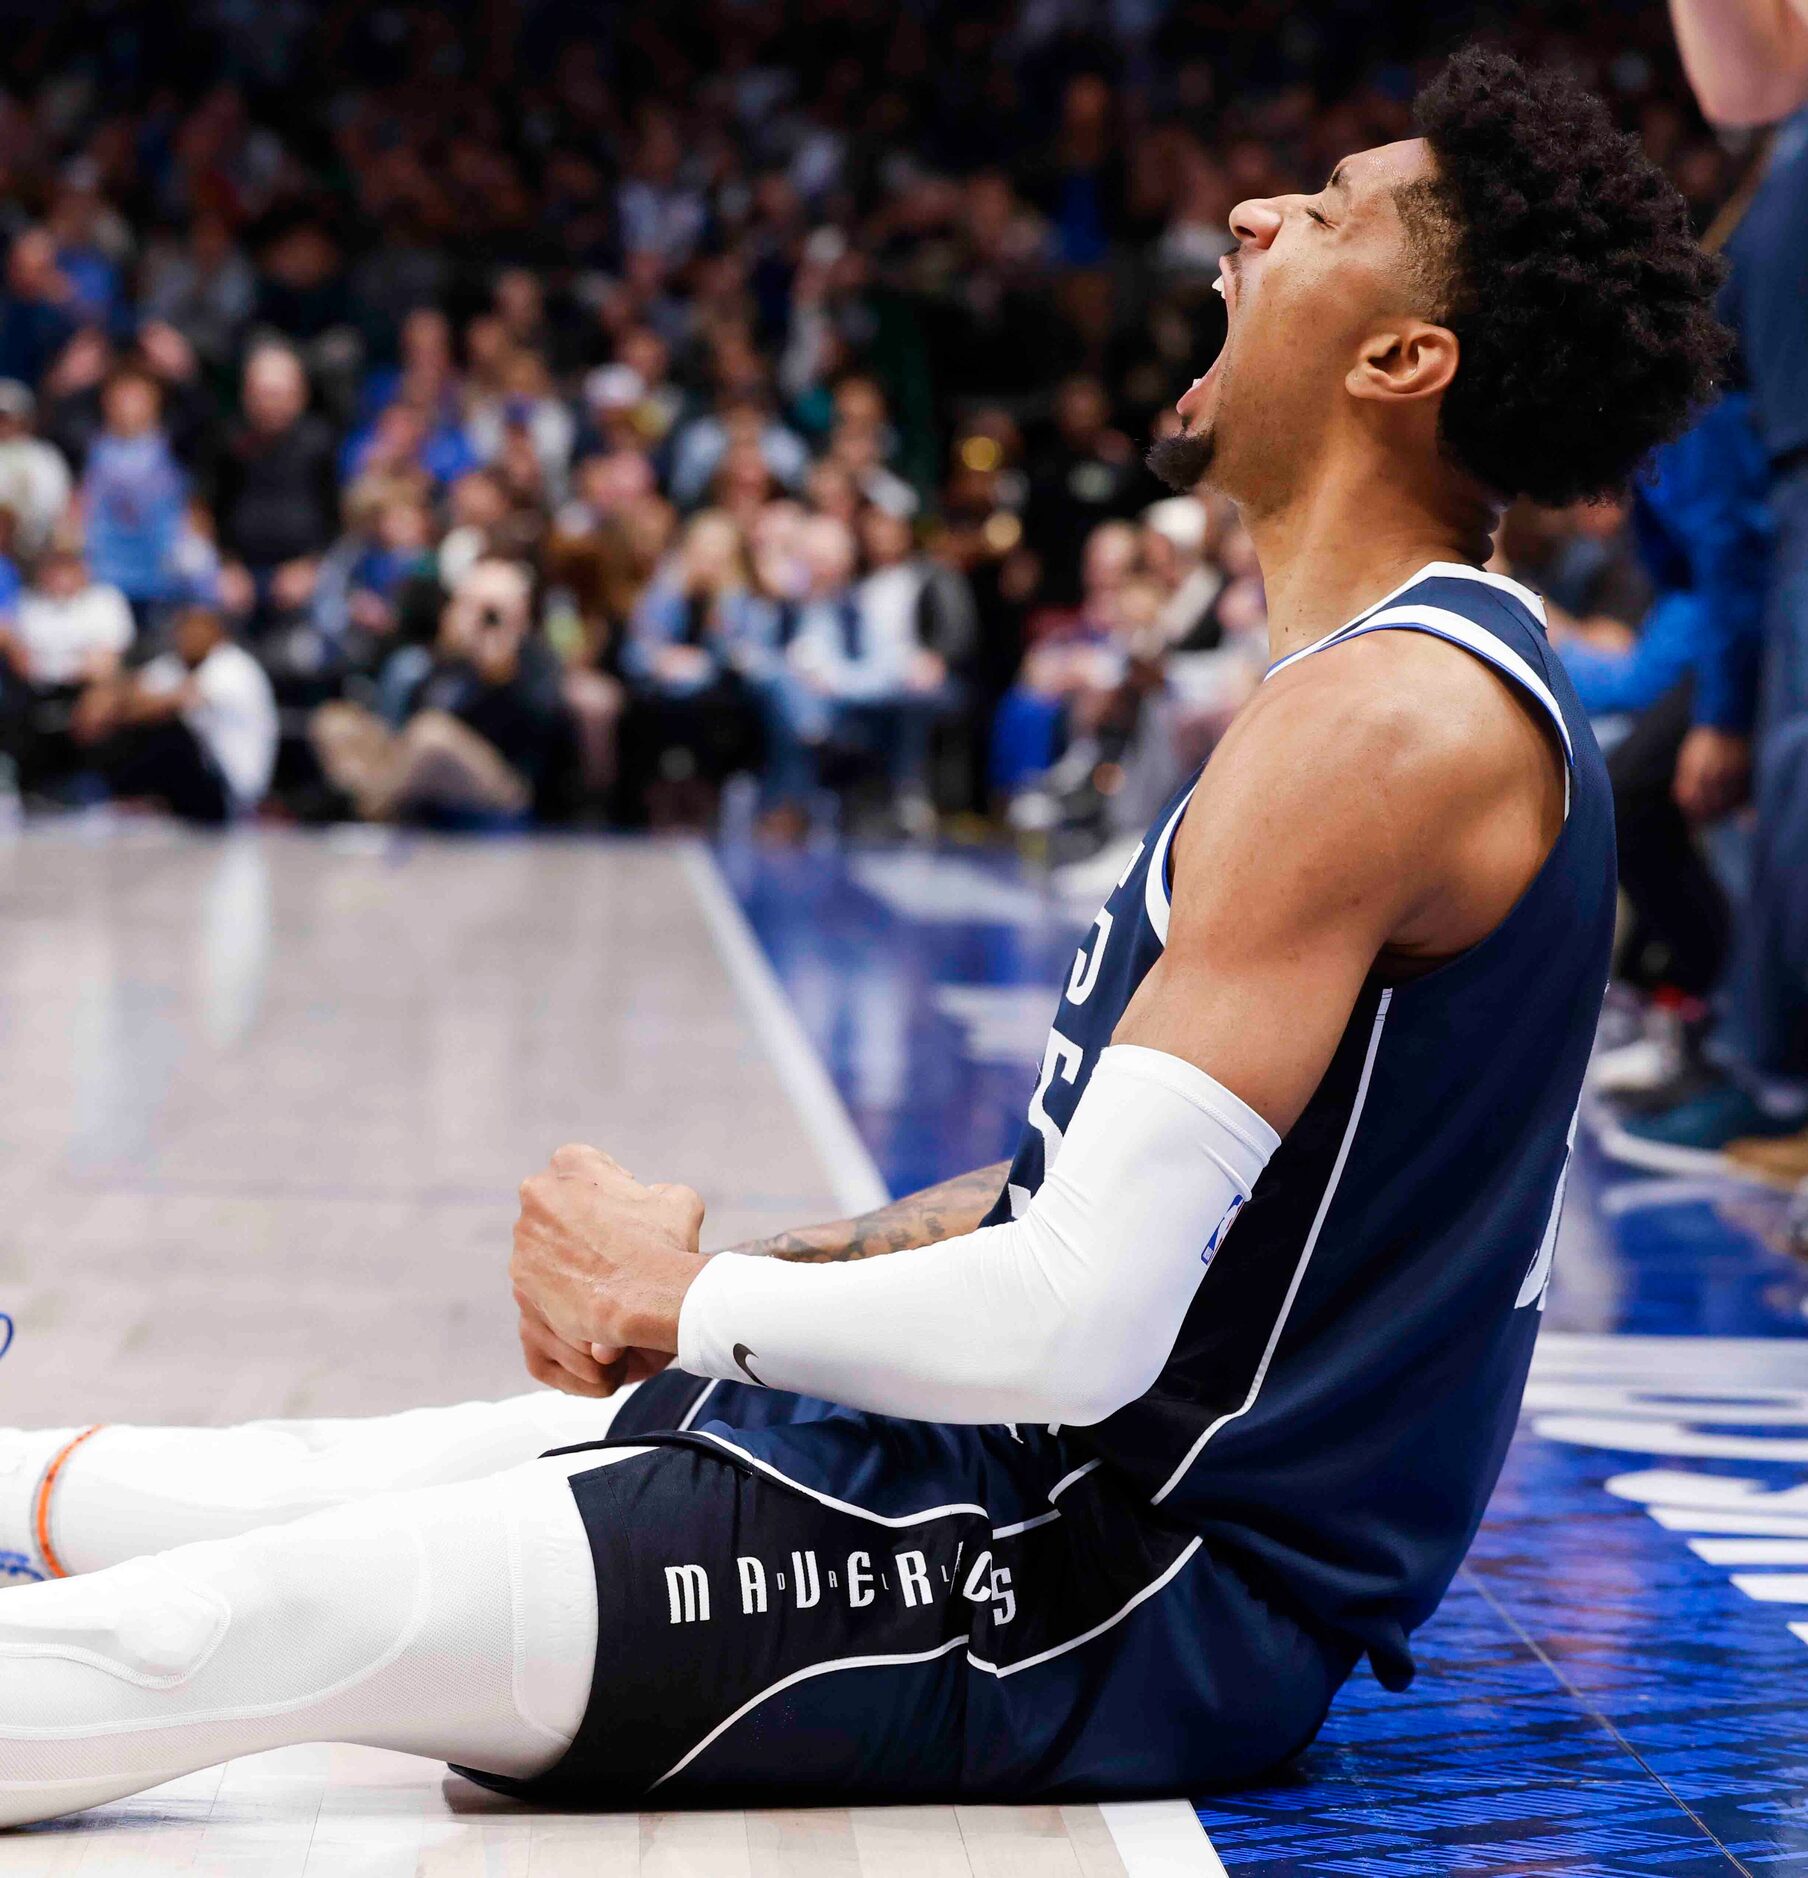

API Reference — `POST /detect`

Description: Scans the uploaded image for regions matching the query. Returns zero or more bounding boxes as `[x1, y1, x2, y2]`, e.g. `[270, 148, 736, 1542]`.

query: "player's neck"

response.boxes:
[1248, 461, 1494, 666]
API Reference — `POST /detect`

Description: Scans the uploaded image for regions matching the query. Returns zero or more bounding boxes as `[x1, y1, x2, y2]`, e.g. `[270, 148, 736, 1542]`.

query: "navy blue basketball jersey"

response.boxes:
[982, 562, 1615, 1691]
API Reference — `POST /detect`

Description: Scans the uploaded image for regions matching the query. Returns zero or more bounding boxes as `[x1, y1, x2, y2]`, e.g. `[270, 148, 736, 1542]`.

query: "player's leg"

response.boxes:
[377, 710, 531, 820]
[1, 1389, 626, 1583]
[0, 1449, 617, 1829]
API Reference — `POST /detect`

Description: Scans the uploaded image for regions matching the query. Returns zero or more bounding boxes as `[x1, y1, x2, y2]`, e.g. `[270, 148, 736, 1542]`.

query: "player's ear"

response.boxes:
[1346, 320, 1459, 405]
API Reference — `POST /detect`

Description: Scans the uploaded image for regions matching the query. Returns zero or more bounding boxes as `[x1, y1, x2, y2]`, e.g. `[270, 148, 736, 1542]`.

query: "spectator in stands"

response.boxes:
[310, 556, 563, 825]
[668, 383, 810, 513]
[71, 598, 276, 822]
[1025, 377, 1144, 604]
[993, 518, 1142, 803]
[0, 0, 1754, 875]
[0, 381, 71, 559]
[780, 512, 943, 834]
[0, 230, 78, 392]
[138, 212, 256, 374]
[0, 539, 133, 790]
[464, 348, 575, 504]
[214, 345, 338, 619]
[79, 366, 187, 621]
[620, 510, 762, 826]
[47, 168, 129, 333]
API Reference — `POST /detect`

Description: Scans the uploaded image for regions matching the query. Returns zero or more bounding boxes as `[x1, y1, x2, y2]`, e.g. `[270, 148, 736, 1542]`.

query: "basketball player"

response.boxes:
[0, 51, 1728, 1823]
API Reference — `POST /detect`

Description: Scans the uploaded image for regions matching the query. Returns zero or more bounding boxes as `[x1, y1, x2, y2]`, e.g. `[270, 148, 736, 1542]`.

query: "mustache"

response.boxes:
[1146, 427, 1215, 493]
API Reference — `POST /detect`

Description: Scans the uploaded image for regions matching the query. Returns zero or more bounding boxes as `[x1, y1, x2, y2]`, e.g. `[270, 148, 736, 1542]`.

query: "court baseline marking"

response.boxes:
[682, 839, 1228, 1878]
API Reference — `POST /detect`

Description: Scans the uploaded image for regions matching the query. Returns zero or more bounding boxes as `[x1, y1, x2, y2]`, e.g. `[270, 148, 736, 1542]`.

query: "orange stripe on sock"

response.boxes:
[33, 1425, 104, 1579]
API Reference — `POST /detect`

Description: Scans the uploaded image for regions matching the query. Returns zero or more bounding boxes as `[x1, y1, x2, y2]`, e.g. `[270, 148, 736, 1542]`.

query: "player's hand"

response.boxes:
[515, 1295, 673, 1397]
[512, 1144, 707, 1393]
[1673, 725, 1751, 823]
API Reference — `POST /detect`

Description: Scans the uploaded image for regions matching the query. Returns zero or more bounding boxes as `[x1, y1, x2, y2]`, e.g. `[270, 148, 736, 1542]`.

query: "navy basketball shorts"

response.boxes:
[463, 1372, 1350, 1806]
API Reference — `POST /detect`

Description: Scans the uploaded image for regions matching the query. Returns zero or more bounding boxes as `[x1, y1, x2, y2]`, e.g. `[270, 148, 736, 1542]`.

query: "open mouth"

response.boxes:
[1214, 254, 1238, 322]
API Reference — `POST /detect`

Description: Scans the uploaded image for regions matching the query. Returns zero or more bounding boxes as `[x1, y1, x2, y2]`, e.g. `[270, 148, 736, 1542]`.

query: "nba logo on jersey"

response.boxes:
[1203, 1194, 1245, 1266]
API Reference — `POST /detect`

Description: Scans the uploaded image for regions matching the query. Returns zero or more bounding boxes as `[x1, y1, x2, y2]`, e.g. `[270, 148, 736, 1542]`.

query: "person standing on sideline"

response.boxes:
[1629, 1, 1808, 1163]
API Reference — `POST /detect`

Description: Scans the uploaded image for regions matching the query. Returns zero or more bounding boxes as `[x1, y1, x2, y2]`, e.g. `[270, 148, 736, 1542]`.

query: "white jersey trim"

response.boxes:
[648, 1534, 1209, 1787]
[676, 1381, 719, 1432]
[966, 1535, 1204, 1678]
[645, 1435, 1205, 1772]
[691, 1430, 989, 1527]
[1263, 599, 1574, 820]
[1416, 559, 1548, 624]
[1152, 987, 1394, 1505]
[651, 1634, 969, 1788]
[1332, 604, 1574, 764]
[1144, 785, 1197, 945]
[1265, 561, 1551, 684]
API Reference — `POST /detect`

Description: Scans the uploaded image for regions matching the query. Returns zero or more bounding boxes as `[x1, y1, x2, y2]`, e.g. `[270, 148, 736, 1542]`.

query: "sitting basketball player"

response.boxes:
[0, 51, 1728, 1824]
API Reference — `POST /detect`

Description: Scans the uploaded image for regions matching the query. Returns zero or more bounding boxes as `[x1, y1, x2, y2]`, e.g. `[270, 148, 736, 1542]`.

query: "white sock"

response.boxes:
[0, 1428, 84, 1585]
[0, 1449, 624, 1829]
[0, 1391, 626, 1582]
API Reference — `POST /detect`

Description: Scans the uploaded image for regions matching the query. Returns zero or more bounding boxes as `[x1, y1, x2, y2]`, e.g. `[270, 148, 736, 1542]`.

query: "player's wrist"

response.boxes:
[611, 1248, 710, 1355]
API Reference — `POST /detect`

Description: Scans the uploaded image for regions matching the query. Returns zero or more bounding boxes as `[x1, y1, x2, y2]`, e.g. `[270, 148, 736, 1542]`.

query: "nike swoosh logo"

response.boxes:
[732, 1342, 766, 1386]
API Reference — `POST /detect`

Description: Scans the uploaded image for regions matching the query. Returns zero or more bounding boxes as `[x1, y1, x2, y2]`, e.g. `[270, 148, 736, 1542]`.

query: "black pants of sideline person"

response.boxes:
[1607, 678, 1729, 996]
[94, 719, 231, 825]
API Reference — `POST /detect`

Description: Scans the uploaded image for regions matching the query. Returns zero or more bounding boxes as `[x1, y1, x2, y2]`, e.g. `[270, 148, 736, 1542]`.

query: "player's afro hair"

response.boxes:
[1406, 48, 1731, 506]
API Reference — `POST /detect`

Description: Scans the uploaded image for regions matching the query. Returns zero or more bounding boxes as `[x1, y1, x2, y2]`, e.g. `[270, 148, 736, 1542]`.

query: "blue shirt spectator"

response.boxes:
[1557, 391, 1770, 733]
[624, 511, 766, 694]
[0, 231, 78, 391]
[79, 369, 187, 608]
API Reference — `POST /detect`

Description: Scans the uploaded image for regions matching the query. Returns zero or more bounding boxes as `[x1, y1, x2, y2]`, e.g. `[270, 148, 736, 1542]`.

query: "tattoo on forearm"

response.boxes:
[727, 1161, 1011, 1264]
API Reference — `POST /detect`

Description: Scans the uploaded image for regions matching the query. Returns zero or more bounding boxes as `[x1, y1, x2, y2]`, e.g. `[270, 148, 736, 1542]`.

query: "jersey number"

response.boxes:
[1010, 1029, 1084, 1218]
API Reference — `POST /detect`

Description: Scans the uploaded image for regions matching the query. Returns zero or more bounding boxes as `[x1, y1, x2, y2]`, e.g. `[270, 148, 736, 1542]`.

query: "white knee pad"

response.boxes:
[0, 1453, 610, 1829]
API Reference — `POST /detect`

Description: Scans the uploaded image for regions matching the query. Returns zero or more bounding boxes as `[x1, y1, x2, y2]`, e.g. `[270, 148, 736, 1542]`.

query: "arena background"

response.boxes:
[0, 3, 1805, 1874]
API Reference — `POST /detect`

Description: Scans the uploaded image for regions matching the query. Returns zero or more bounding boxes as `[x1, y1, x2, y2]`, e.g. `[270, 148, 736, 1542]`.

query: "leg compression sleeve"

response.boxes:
[4, 1390, 626, 1580]
[0, 1450, 619, 1828]
[678, 1044, 1278, 1425]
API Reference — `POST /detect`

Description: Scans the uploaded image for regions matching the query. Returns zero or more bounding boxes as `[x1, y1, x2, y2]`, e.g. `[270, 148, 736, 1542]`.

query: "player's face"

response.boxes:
[1150, 139, 1438, 504]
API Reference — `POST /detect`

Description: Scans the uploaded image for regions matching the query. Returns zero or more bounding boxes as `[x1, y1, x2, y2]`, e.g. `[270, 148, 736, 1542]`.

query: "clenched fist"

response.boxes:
[511, 1143, 707, 1398]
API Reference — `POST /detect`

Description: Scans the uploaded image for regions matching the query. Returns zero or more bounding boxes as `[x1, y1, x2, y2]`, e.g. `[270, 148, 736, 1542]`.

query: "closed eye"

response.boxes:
[1305, 205, 1332, 228]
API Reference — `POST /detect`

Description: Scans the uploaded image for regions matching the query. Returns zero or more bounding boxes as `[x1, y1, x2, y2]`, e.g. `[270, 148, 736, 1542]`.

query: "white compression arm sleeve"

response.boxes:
[678, 1044, 1279, 1426]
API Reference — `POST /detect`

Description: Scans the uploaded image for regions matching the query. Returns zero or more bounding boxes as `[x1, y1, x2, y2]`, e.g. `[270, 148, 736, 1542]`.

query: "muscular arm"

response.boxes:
[1115, 632, 1564, 1131]
[1669, 0, 1808, 126]
[724, 1162, 1010, 1264]
[514, 1160, 1008, 1392]
[513, 634, 1562, 1420]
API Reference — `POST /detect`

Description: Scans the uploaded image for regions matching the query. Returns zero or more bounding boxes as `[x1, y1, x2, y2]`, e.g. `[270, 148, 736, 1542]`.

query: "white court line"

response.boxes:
[1105, 1800, 1231, 1877]
[683, 840, 1227, 1878]
[680, 840, 888, 1214]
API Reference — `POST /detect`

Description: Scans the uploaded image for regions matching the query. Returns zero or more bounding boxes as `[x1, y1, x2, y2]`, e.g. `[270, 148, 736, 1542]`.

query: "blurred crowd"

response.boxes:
[0, 0, 1749, 847]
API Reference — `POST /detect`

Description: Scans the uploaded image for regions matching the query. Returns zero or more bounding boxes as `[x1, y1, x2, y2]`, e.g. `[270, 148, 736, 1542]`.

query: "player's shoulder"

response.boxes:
[1230, 625, 1508, 789]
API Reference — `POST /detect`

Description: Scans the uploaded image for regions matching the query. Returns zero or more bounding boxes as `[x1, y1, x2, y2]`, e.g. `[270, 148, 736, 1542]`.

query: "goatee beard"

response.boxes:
[1146, 427, 1214, 493]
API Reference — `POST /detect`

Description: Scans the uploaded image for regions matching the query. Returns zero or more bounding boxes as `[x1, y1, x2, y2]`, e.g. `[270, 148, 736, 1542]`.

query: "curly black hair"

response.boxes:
[1405, 48, 1732, 506]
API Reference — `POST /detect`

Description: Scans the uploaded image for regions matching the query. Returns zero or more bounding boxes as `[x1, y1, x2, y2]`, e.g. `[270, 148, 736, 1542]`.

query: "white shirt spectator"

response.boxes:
[14, 580, 133, 685]
[794, 569, 921, 701]
[0, 432, 72, 557]
[140, 643, 278, 808]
